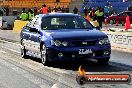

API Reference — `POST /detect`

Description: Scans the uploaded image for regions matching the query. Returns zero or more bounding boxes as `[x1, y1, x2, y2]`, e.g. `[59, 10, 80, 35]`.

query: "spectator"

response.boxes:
[89, 8, 95, 19]
[4, 6, 9, 16]
[73, 6, 78, 14]
[0, 10, 3, 16]
[127, 5, 132, 11]
[61, 6, 65, 13]
[28, 9, 34, 20]
[48, 7, 51, 13]
[94, 8, 104, 29]
[53, 6, 57, 12]
[57, 6, 62, 12]
[39, 3, 48, 14]
[0, 7, 4, 16]
[65, 7, 69, 13]
[33, 7, 38, 16]
[83, 7, 88, 17]
[104, 6, 109, 17]
[20, 8, 28, 21]
[109, 6, 114, 15]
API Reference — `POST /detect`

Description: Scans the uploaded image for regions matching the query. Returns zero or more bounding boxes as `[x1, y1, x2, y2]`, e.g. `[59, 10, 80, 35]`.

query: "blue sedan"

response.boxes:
[20, 13, 111, 65]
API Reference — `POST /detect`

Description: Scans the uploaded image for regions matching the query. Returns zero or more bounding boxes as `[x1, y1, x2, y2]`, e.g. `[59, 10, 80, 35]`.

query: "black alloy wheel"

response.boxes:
[21, 40, 27, 58]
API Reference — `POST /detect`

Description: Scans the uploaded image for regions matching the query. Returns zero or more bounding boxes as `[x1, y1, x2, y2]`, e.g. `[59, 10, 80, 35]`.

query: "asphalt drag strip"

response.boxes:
[0, 39, 132, 88]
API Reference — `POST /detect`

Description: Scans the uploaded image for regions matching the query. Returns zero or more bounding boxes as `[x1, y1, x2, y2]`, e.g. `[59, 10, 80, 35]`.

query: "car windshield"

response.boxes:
[41, 16, 93, 30]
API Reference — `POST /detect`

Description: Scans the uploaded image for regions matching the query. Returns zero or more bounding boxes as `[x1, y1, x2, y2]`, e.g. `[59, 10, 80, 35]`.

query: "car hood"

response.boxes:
[43, 29, 107, 40]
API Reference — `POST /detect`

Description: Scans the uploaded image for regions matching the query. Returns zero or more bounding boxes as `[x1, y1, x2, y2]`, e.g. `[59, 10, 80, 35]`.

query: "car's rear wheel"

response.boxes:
[21, 41, 27, 58]
[97, 58, 110, 65]
[41, 44, 49, 65]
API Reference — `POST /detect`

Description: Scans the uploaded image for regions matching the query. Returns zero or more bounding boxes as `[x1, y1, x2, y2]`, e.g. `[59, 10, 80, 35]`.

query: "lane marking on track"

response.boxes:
[0, 58, 53, 88]
[1, 46, 21, 54]
[0, 39, 20, 46]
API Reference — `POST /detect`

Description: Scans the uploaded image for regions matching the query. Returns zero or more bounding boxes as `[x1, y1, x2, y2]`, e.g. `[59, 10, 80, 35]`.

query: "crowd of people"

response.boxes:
[81, 1, 116, 29]
[19, 3, 71, 21]
[19, 2, 115, 29]
[18, 2, 120, 29]
[0, 6, 9, 16]
[82, 7, 104, 29]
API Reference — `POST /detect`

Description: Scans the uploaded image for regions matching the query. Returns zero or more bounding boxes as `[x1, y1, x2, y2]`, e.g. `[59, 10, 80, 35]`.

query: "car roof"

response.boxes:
[38, 13, 80, 17]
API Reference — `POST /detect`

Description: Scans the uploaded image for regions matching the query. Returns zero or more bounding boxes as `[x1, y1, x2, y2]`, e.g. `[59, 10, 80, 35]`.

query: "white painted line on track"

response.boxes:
[2, 46, 21, 54]
[0, 39, 20, 46]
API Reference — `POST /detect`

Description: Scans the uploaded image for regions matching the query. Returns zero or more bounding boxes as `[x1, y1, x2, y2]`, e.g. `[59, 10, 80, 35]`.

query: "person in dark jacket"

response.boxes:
[73, 6, 78, 14]
[33, 7, 38, 16]
[83, 7, 88, 17]
[4, 6, 9, 16]
[94, 8, 104, 29]
[53, 6, 57, 12]
[28, 9, 34, 20]
[61, 6, 65, 13]
[0, 10, 3, 16]
[65, 7, 69, 13]
[89, 8, 95, 19]
[20, 8, 28, 21]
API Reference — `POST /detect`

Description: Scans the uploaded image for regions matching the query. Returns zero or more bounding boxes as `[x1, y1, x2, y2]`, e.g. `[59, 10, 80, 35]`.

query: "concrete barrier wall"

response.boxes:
[0, 16, 17, 29]
[104, 32, 132, 50]
[2, 16, 17, 26]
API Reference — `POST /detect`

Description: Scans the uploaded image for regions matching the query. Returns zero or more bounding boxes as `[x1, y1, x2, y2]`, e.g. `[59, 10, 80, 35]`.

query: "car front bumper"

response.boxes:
[46, 45, 111, 61]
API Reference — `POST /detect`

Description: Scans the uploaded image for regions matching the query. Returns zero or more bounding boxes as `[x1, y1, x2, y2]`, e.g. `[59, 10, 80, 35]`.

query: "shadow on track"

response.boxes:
[26, 56, 132, 72]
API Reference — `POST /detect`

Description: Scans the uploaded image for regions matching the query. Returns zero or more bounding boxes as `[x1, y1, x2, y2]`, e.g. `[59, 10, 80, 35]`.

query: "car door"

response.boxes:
[23, 16, 37, 52]
[28, 16, 41, 54]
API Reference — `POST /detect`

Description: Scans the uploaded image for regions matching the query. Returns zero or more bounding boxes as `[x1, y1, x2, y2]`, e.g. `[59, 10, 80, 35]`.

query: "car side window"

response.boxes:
[126, 12, 132, 16]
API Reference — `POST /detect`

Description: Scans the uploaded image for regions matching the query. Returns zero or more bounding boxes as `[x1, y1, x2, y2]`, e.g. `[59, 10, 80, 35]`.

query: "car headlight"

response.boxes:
[62, 41, 69, 46]
[99, 38, 110, 45]
[53, 40, 62, 46]
[51, 40, 69, 46]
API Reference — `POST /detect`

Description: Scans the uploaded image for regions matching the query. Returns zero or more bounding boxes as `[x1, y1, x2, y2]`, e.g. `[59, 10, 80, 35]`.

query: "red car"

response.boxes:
[105, 11, 132, 25]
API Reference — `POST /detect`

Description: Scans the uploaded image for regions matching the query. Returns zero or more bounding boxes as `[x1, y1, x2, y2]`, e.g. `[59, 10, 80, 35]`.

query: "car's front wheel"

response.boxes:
[97, 58, 110, 65]
[21, 42, 27, 58]
[41, 44, 49, 65]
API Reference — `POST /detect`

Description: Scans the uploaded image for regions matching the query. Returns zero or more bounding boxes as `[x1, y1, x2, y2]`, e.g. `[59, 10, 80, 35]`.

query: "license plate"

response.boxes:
[79, 49, 93, 54]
